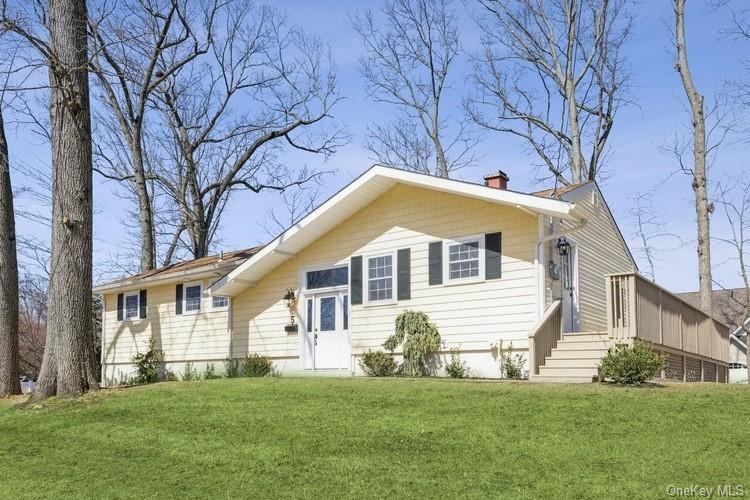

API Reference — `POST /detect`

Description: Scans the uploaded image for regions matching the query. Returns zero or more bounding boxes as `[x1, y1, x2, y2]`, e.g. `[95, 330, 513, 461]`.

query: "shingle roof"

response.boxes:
[675, 288, 750, 331]
[96, 246, 263, 291]
[531, 181, 592, 199]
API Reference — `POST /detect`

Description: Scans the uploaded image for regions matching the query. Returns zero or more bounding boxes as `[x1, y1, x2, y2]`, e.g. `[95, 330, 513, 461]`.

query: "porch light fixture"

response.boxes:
[556, 237, 570, 257]
[283, 288, 298, 334]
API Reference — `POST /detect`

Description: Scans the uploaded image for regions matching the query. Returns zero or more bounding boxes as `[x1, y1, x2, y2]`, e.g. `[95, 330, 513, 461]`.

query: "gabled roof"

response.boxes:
[209, 165, 581, 297]
[93, 246, 263, 294]
[531, 181, 592, 199]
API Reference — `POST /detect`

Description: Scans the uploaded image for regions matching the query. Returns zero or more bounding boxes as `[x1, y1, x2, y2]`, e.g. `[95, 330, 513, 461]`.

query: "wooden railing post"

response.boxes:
[627, 274, 637, 339]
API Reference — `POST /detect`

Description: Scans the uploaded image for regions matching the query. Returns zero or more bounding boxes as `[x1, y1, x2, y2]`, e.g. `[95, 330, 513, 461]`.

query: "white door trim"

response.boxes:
[561, 236, 580, 333]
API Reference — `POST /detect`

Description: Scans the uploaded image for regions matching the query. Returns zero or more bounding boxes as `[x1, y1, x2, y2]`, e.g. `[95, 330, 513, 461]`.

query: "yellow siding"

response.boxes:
[563, 184, 635, 331]
[231, 183, 539, 362]
[102, 279, 230, 369]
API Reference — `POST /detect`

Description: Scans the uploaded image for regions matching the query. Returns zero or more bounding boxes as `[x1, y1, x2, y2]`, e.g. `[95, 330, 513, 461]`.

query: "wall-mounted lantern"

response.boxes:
[556, 236, 570, 257]
[283, 288, 298, 334]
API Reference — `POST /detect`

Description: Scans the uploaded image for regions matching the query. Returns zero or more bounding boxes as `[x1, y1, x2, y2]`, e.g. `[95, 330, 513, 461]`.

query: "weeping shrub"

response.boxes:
[384, 310, 441, 377]
[599, 342, 665, 385]
[359, 350, 398, 377]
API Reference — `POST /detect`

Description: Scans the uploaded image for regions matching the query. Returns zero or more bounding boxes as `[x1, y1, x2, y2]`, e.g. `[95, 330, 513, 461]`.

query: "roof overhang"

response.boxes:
[209, 165, 580, 297]
[93, 262, 241, 295]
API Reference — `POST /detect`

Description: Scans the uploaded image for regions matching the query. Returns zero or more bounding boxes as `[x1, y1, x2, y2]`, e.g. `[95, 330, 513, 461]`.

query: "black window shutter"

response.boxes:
[428, 241, 443, 285]
[175, 284, 183, 315]
[485, 232, 502, 280]
[350, 256, 363, 305]
[139, 290, 148, 319]
[116, 293, 124, 321]
[397, 248, 411, 300]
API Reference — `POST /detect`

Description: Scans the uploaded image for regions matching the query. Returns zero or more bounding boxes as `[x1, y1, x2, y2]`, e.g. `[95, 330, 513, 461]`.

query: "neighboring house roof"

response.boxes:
[675, 288, 750, 335]
[209, 165, 583, 297]
[93, 246, 263, 294]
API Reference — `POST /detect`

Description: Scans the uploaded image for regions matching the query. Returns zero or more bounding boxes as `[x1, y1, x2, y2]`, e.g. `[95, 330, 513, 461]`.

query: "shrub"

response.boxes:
[224, 358, 241, 378]
[131, 336, 164, 385]
[501, 342, 526, 380]
[384, 310, 441, 377]
[181, 361, 198, 381]
[445, 348, 468, 378]
[243, 353, 274, 377]
[164, 370, 178, 382]
[359, 350, 398, 377]
[599, 342, 665, 385]
[203, 363, 220, 380]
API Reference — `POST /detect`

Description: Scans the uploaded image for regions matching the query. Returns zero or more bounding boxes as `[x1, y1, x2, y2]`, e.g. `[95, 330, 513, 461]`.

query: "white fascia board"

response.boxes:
[209, 165, 578, 296]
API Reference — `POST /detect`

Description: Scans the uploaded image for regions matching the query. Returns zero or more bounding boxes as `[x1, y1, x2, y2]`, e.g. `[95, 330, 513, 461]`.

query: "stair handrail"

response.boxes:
[528, 299, 563, 376]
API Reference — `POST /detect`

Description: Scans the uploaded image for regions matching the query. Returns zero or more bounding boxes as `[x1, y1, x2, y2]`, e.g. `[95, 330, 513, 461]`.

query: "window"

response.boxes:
[306, 266, 348, 290]
[367, 254, 393, 302]
[184, 282, 202, 313]
[445, 236, 483, 283]
[124, 292, 139, 320]
[212, 296, 228, 309]
[729, 363, 747, 369]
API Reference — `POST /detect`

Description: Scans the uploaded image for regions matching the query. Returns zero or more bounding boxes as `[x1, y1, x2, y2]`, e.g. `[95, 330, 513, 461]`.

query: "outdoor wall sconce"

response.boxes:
[283, 288, 298, 334]
[556, 236, 570, 257]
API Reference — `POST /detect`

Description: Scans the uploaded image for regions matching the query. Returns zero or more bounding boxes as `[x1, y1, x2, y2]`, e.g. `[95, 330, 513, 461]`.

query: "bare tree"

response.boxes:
[468, 0, 632, 184]
[88, 0, 219, 272]
[715, 180, 750, 332]
[151, 2, 343, 259]
[0, 102, 21, 397]
[18, 274, 47, 378]
[351, 0, 475, 177]
[628, 192, 684, 281]
[3, 0, 99, 398]
[673, 0, 713, 316]
[259, 186, 322, 239]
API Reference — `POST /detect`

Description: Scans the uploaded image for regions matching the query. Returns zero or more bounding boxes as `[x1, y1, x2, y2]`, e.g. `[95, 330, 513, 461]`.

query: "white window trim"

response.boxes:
[183, 281, 203, 315]
[211, 295, 230, 311]
[364, 251, 397, 306]
[299, 262, 350, 293]
[123, 291, 140, 321]
[443, 234, 485, 286]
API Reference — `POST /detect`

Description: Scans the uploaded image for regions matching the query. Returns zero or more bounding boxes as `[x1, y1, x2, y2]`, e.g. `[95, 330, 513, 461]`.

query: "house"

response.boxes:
[676, 288, 748, 383]
[94, 165, 731, 384]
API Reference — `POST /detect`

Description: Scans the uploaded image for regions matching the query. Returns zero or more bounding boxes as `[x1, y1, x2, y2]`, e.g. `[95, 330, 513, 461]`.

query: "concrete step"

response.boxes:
[543, 356, 602, 368]
[537, 366, 599, 379]
[563, 332, 609, 341]
[530, 375, 596, 384]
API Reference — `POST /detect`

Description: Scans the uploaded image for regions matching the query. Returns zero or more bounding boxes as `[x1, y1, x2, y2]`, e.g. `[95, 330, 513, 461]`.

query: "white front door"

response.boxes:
[561, 240, 580, 333]
[308, 292, 349, 369]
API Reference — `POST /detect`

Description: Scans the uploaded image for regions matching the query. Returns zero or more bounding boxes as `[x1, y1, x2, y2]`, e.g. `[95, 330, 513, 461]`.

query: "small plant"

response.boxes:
[501, 342, 526, 380]
[243, 353, 274, 377]
[224, 358, 241, 378]
[384, 310, 441, 377]
[164, 370, 178, 382]
[359, 350, 398, 377]
[203, 363, 220, 380]
[445, 348, 468, 378]
[131, 336, 164, 385]
[181, 361, 198, 381]
[599, 342, 665, 385]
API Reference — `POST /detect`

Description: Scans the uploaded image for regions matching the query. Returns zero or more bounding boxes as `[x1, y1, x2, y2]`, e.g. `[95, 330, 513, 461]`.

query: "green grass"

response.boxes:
[1, 378, 748, 499]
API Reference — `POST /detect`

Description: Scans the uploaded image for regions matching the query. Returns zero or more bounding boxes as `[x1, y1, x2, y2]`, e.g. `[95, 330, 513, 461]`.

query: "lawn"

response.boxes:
[1, 378, 748, 499]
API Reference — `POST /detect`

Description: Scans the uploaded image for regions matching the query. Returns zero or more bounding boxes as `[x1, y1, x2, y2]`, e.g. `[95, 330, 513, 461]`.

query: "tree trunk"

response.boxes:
[0, 109, 21, 397]
[34, 0, 98, 398]
[674, 0, 713, 316]
[132, 135, 156, 272]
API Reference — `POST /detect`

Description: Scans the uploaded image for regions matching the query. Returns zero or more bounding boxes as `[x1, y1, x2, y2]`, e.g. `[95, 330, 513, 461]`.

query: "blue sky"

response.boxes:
[8, 0, 749, 293]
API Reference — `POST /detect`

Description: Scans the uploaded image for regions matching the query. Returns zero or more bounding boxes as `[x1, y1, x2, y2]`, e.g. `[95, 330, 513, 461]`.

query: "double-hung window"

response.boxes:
[184, 282, 202, 313]
[212, 296, 229, 309]
[367, 254, 394, 303]
[124, 292, 139, 320]
[445, 236, 484, 283]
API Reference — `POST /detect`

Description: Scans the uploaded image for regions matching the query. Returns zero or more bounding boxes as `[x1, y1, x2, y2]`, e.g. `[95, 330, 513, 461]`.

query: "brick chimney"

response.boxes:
[483, 170, 509, 190]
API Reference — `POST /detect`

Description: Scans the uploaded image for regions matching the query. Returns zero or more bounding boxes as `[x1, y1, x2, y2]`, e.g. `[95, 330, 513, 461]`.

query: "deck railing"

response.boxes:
[606, 272, 730, 364]
[528, 299, 563, 375]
